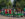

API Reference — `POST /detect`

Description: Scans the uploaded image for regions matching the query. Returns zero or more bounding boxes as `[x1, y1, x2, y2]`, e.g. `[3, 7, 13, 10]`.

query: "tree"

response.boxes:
[0, 0, 6, 9]
[16, 0, 25, 10]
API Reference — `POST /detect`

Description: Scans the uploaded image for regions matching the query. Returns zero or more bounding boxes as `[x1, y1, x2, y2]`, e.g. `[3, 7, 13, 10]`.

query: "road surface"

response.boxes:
[0, 15, 25, 19]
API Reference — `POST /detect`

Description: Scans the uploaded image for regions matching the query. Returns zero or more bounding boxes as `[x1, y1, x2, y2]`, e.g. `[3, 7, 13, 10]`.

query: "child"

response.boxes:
[21, 10, 24, 17]
[24, 8, 25, 17]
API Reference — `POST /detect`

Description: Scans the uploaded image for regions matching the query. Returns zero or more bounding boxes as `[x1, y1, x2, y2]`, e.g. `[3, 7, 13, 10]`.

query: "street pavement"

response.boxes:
[0, 15, 25, 19]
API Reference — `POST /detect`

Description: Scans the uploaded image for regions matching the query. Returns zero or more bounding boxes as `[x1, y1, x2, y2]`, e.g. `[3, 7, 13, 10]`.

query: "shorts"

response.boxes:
[24, 13, 25, 16]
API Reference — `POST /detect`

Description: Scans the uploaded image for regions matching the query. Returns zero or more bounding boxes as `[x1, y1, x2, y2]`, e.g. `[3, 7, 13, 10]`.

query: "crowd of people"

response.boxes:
[0, 8, 25, 17]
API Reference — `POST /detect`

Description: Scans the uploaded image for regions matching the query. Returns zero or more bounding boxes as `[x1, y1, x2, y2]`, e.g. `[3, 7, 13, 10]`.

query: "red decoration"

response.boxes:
[5, 9, 7, 14]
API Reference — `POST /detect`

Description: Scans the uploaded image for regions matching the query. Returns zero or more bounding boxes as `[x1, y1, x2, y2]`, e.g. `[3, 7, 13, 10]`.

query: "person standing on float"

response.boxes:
[5, 9, 7, 16]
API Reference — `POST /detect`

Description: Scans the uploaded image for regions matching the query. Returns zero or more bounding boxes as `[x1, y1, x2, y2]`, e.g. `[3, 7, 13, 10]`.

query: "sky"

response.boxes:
[11, 0, 14, 5]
